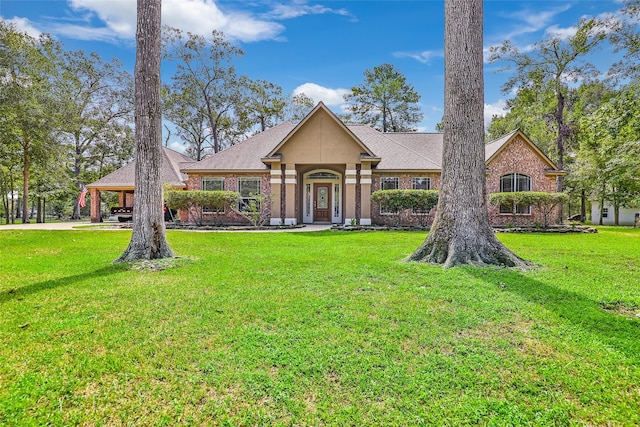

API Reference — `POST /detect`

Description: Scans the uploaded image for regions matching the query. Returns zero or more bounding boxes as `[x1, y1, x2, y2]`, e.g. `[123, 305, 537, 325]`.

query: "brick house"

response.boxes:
[180, 102, 565, 227]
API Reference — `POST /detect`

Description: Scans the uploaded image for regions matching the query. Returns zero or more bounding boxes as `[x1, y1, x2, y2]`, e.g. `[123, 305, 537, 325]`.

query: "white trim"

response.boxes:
[302, 169, 343, 224]
[344, 218, 355, 226]
[270, 218, 283, 226]
[284, 218, 297, 225]
[270, 178, 282, 184]
[360, 169, 372, 176]
[345, 178, 357, 184]
[360, 178, 372, 185]
[285, 169, 297, 176]
[285, 178, 297, 185]
[360, 218, 372, 225]
[345, 169, 357, 176]
[270, 170, 282, 176]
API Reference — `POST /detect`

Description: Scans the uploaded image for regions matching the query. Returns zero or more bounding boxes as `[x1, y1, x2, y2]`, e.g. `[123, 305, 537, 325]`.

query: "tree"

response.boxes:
[609, 0, 640, 82]
[162, 27, 245, 153]
[52, 49, 134, 218]
[344, 63, 423, 132]
[237, 79, 286, 133]
[284, 93, 315, 124]
[409, 0, 528, 268]
[489, 18, 608, 201]
[573, 84, 640, 225]
[162, 83, 211, 160]
[115, 0, 174, 262]
[0, 21, 58, 223]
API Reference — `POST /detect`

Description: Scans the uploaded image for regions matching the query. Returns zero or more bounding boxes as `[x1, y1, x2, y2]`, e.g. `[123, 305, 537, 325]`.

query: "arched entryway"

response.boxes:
[302, 169, 342, 224]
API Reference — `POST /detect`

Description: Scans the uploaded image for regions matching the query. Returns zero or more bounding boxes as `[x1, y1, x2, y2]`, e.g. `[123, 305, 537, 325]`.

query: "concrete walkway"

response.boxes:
[0, 221, 92, 230]
[0, 221, 333, 232]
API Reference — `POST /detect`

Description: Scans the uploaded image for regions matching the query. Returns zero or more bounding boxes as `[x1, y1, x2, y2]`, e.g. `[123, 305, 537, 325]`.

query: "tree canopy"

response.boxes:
[344, 63, 423, 132]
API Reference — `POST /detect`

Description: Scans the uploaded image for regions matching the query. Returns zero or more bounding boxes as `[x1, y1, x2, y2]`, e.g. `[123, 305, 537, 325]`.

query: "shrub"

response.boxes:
[489, 192, 569, 228]
[371, 190, 439, 226]
[233, 192, 271, 227]
[165, 190, 239, 225]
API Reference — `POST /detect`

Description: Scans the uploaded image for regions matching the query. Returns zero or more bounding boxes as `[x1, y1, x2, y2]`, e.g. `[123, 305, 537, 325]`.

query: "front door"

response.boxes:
[313, 183, 331, 222]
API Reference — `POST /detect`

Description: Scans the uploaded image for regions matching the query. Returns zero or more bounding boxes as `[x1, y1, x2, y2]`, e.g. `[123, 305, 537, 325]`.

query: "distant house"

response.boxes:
[86, 147, 194, 222]
[591, 202, 639, 226]
[178, 102, 565, 227]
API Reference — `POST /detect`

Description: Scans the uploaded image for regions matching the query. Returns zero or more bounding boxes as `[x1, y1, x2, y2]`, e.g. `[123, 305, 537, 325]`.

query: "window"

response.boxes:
[238, 177, 261, 212]
[412, 177, 431, 190]
[602, 207, 608, 218]
[499, 173, 532, 214]
[202, 177, 225, 213]
[381, 177, 399, 191]
[412, 177, 432, 214]
[380, 177, 399, 214]
[202, 177, 224, 191]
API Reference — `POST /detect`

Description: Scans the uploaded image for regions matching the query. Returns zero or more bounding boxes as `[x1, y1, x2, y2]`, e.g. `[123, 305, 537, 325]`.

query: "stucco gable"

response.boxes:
[265, 102, 377, 164]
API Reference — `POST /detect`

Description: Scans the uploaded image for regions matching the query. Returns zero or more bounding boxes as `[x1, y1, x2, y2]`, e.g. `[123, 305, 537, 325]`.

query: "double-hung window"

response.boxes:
[380, 177, 399, 214]
[412, 177, 431, 190]
[202, 177, 225, 213]
[412, 177, 432, 214]
[499, 173, 532, 214]
[238, 177, 261, 212]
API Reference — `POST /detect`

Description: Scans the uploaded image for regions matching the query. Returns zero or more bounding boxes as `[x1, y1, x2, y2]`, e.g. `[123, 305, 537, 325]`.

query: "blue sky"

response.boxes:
[0, 0, 627, 140]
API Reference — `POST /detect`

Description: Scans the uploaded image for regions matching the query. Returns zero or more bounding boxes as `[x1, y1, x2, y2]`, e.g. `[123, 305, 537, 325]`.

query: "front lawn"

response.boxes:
[1, 227, 639, 426]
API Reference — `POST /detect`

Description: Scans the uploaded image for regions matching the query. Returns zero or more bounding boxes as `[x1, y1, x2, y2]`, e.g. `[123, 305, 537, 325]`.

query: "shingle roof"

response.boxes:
[179, 123, 537, 173]
[181, 122, 296, 172]
[176, 104, 560, 175]
[87, 147, 195, 189]
[485, 129, 519, 162]
[349, 125, 442, 170]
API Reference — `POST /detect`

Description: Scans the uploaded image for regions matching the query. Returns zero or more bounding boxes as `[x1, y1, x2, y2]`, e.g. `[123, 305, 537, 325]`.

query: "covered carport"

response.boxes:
[86, 147, 194, 223]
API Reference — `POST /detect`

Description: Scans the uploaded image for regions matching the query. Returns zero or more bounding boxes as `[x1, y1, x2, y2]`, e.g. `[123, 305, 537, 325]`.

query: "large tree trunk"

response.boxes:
[115, 0, 173, 262]
[410, 0, 529, 268]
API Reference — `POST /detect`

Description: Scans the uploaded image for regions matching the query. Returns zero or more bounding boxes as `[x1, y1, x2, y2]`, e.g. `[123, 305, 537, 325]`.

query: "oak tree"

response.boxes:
[409, 0, 529, 268]
[115, 0, 174, 262]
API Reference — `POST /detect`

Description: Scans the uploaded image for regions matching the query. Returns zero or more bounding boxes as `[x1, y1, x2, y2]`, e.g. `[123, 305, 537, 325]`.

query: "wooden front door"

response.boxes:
[313, 183, 331, 222]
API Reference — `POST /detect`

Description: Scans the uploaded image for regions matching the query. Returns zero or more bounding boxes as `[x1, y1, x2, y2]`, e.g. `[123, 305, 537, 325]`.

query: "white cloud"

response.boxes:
[59, 0, 284, 43]
[484, 99, 508, 128]
[168, 141, 187, 154]
[545, 24, 578, 40]
[4, 16, 42, 38]
[500, 4, 572, 39]
[292, 83, 350, 107]
[265, 3, 351, 20]
[393, 50, 443, 64]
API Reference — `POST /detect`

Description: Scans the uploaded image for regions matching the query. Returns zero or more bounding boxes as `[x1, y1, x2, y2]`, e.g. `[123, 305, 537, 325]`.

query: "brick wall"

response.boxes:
[370, 173, 440, 227]
[179, 173, 271, 225]
[486, 135, 559, 226]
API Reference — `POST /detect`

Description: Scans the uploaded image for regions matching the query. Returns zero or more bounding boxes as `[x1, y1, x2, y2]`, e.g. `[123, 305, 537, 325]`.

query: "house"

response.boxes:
[179, 102, 565, 227]
[87, 146, 195, 222]
[591, 202, 639, 226]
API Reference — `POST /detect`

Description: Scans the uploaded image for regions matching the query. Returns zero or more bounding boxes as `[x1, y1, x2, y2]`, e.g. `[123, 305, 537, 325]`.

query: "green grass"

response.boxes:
[1, 227, 639, 426]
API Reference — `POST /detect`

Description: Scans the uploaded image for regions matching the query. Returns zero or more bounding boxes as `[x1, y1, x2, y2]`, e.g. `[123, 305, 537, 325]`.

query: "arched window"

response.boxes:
[499, 173, 532, 214]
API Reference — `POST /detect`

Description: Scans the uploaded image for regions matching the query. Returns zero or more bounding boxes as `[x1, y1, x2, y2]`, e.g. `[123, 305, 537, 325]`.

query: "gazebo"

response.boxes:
[86, 147, 195, 223]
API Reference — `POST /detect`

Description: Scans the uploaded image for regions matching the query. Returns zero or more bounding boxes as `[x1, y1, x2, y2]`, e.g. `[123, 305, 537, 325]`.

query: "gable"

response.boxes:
[267, 103, 375, 165]
[486, 130, 560, 171]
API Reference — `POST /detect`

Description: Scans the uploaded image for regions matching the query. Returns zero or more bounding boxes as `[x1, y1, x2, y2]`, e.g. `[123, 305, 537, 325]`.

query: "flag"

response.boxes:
[78, 184, 88, 208]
